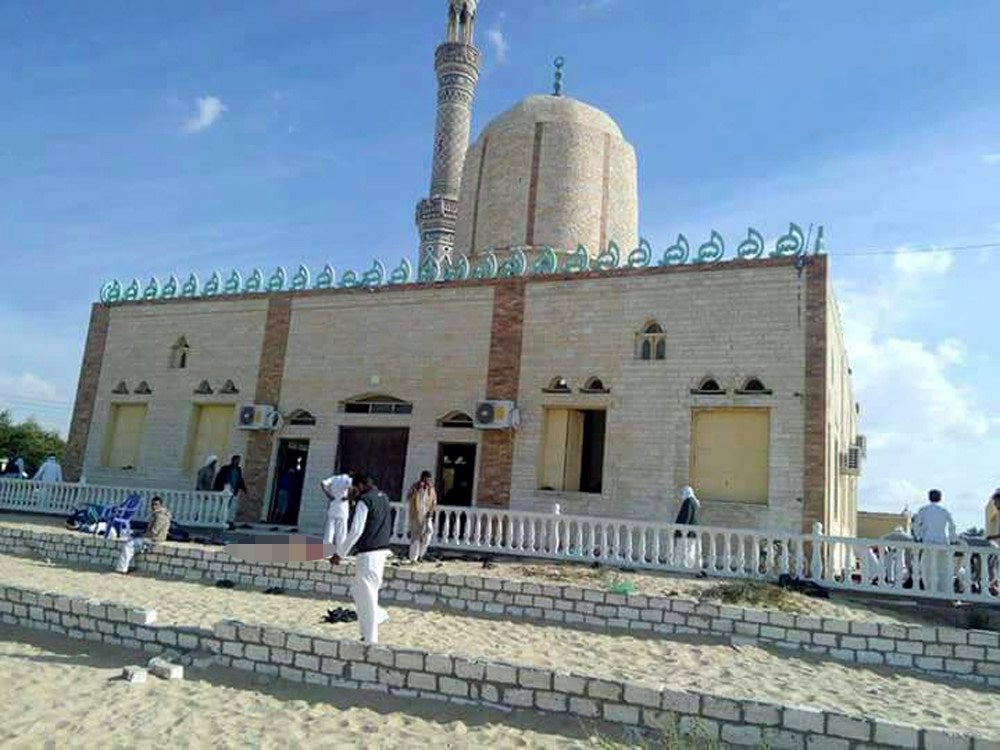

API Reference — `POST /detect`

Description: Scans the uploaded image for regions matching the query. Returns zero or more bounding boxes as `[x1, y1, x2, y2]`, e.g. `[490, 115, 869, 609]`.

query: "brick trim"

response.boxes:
[598, 132, 611, 252]
[468, 134, 489, 253]
[63, 304, 111, 481]
[476, 281, 526, 508]
[524, 123, 545, 246]
[242, 295, 293, 522]
[802, 256, 828, 534]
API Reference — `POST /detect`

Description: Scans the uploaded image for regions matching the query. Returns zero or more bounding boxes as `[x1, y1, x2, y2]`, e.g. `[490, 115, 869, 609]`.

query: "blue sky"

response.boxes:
[2, 0, 998, 528]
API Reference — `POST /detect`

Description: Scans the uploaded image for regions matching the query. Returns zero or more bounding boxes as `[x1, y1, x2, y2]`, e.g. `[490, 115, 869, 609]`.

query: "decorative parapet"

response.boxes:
[98, 223, 824, 303]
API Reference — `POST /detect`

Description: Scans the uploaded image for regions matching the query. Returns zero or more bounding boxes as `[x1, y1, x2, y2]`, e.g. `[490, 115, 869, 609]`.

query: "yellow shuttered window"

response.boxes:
[102, 404, 148, 469]
[690, 408, 770, 505]
[186, 404, 235, 471]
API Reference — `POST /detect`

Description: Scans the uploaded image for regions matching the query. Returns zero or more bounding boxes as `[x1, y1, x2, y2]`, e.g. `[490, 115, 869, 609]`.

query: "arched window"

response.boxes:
[220, 379, 240, 394]
[543, 376, 571, 394]
[194, 380, 213, 395]
[342, 394, 413, 415]
[287, 409, 317, 426]
[112, 381, 129, 395]
[170, 337, 190, 369]
[134, 381, 153, 395]
[581, 376, 610, 394]
[737, 377, 771, 395]
[636, 320, 666, 361]
[692, 377, 725, 395]
[439, 411, 474, 428]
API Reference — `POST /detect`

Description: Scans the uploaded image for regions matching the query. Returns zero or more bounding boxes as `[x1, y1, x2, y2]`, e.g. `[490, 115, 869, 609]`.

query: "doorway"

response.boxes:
[337, 427, 409, 501]
[436, 442, 476, 507]
[268, 439, 310, 525]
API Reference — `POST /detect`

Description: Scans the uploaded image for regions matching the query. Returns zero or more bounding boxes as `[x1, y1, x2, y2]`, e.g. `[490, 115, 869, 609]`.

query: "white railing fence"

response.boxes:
[0, 479, 233, 529]
[388, 502, 1000, 605]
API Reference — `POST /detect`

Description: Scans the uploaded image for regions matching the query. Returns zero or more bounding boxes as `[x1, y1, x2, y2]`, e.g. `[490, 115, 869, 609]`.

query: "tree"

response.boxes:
[0, 410, 67, 475]
[963, 527, 985, 538]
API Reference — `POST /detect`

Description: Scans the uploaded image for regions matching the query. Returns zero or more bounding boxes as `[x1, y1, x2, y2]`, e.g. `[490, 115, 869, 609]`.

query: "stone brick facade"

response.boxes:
[72, 258, 855, 534]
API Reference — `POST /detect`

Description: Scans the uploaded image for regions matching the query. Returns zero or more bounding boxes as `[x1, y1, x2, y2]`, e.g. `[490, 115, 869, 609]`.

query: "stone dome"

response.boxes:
[452, 94, 638, 260]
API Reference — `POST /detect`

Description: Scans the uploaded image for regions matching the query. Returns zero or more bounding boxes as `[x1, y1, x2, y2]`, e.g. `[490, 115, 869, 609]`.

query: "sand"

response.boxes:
[1, 553, 998, 740]
[0, 627, 624, 750]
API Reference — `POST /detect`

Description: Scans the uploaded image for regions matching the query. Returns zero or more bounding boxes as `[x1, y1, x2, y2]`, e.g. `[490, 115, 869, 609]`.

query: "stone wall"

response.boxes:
[0, 580, 979, 749]
[3, 524, 997, 689]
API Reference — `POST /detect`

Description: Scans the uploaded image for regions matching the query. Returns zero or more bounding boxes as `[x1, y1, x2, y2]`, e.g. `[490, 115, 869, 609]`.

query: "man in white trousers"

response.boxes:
[320, 473, 353, 548]
[330, 473, 392, 643]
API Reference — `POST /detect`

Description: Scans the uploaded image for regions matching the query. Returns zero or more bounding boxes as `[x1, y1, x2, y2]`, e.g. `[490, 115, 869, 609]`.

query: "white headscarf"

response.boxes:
[680, 485, 700, 507]
[203, 454, 218, 469]
[321, 474, 352, 502]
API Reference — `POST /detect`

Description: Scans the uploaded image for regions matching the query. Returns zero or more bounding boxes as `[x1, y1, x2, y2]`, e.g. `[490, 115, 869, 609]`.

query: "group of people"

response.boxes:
[195, 454, 247, 524]
[318, 469, 438, 643]
[1, 454, 62, 482]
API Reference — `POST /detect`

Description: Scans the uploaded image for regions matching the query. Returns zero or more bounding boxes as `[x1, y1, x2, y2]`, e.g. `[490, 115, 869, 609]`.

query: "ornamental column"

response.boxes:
[415, 1, 481, 266]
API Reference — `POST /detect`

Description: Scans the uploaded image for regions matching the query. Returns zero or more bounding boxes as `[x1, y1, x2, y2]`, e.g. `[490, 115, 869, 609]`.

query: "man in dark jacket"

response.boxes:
[330, 473, 393, 643]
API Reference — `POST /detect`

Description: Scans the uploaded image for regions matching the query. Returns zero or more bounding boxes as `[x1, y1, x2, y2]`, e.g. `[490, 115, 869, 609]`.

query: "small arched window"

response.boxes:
[170, 337, 190, 369]
[543, 376, 571, 394]
[220, 379, 240, 395]
[134, 381, 152, 395]
[288, 409, 317, 426]
[581, 376, 610, 394]
[342, 394, 413, 415]
[737, 377, 772, 395]
[692, 377, 726, 395]
[439, 411, 474, 428]
[194, 380, 213, 395]
[636, 320, 666, 361]
[112, 381, 129, 395]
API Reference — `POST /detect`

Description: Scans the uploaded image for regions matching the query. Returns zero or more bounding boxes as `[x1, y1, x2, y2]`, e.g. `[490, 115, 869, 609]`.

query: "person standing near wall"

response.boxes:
[196, 455, 218, 491]
[213, 455, 247, 525]
[673, 485, 702, 570]
[330, 473, 392, 643]
[407, 470, 437, 563]
[912, 489, 958, 593]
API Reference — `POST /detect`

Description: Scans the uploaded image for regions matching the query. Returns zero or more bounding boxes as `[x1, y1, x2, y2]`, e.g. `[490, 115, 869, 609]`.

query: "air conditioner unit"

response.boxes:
[855, 434, 867, 458]
[474, 400, 518, 430]
[237, 404, 281, 431]
[841, 447, 862, 476]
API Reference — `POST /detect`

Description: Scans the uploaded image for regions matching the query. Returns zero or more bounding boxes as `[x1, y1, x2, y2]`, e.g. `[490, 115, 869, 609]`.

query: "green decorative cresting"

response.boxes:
[224, 270, 242, 294]
[203, 272, 221, 296]
[660, 234, 689, 266]
[123, 279, 140, 301]
[244, 269, 263, 293]
[694, 231, 725, 264]
[470, 250, 498, 280]
[442, 254, 469, 281]
[563, 245, 589, 273]
[772, 223, 804, 258]
[627, 238, 652, 268]
[498, 247, 527, 278]
[736, 228, 765, 260]
[266, 267, 286, 292]
[592, 241, 620, 271]
[361, 259, 386, 287]
[314, 264, 335, 289]
[418, 255, 440, 284]
[96, 221, 830, 302]
[389, 258, 412, 285]
[161, 274, 179, 299]
[531, 246, 558, 275]
[291, 265, 310, 290]
[142, 277, 160, 300]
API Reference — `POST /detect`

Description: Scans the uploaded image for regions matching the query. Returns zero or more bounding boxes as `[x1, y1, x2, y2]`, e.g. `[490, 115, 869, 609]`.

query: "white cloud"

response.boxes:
[183, 96, 227, 134]
[485, 28, 509, 64]
[892, 248, 953, 277]
[981, 153, 1000, 165]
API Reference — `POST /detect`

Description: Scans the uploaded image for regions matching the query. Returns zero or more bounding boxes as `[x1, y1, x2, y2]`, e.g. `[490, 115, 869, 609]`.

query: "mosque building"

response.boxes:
[64, 0, 861, 537]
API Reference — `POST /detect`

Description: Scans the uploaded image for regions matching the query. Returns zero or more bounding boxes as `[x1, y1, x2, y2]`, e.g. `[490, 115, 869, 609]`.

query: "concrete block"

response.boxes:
[783, 705, 825, 733]
[148, 658, 183, 680]
[826, 714, 871, 741]
[517, 668, 551, 690]
[535, 691, 567, 712]
[502, 688, 534, 708]
[407, 672, 437, 691]
[439, 677, 469, 697]
[122, 666, 147, 684]
[872, 720, 920, 748]
[923, 729, 973, 750]
[702, 695, 741, 721]
[486, 663, 517, 685]
[661, 688, 700, 714]
[587, 679, 623, 702]
[721, 724, 763, 746]
[603, 704, 640, 724]
[569, 697, 599, 717]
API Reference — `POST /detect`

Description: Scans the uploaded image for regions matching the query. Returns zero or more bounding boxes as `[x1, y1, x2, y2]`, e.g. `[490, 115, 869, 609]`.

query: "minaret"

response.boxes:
[415, 1, 481, 266]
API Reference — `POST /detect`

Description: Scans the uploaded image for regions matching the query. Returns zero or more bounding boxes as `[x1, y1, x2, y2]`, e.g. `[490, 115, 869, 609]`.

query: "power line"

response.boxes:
[0, 394, 71, 407]
[834, 241, 1000, 258]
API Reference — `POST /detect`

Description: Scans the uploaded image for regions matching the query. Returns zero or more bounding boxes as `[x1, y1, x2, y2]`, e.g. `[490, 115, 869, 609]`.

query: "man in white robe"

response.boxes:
[320, 473, 353, 548]
[33, 455, 63, 483]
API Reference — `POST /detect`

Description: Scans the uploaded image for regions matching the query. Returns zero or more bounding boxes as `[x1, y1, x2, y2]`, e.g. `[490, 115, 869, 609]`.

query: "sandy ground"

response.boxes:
[0, 514, 928, 625]
[1, 554, 998, 739]
[0, 627, 636, 750]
